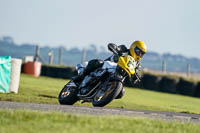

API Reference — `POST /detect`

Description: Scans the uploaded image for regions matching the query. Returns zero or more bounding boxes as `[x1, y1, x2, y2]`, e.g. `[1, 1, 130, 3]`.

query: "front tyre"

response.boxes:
[92, 81, 123, 107]
[58, 80, 79, 105]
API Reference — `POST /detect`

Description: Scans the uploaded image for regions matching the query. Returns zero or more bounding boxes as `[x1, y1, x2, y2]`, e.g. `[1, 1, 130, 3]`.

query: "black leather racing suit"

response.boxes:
[73, 43, 137, 98]
[80, 43, 130, 76]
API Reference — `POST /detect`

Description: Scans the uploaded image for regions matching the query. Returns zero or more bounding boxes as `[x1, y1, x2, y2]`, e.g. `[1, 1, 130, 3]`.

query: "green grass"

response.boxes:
[108, 89, 200, 114]
[0, 74, 65, 104]
[0, 109, 200, 133]
[1, 74, 200, 114]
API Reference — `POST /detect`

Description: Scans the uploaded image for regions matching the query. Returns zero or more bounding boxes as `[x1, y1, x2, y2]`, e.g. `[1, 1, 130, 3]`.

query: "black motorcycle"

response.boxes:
[58, 48, 141, 107]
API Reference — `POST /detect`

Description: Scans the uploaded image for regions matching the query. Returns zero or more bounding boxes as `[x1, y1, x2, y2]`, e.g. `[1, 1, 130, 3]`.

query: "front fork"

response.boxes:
[101, 73, 125, 91]
[101, 76, 111, 91]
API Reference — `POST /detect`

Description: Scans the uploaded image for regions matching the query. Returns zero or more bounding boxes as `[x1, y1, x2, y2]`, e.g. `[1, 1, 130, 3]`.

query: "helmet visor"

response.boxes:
[134, 47, 145, 58]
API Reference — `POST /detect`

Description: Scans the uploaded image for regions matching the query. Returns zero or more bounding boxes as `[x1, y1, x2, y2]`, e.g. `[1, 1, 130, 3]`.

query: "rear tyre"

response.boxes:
[58, 80, 79, 105]
[92, 81, 123, 107]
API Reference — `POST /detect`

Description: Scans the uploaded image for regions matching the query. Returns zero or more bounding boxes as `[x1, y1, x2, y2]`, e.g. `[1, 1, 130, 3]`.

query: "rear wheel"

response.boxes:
[58, 80, 79, 105]
[92, 81, 123, 107]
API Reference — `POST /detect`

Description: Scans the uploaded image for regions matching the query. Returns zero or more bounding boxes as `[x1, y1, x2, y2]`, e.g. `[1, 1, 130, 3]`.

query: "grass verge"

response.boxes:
[0, 109, 200, 133]
[0, 74, 200, 114]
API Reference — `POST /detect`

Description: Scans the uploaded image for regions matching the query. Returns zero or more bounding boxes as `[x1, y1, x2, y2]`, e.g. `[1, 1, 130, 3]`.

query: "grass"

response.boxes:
[0, 74, 65, 104]
[0, 109, 200, 133]
[0, 74, 200, 114]
[108, 88, 200, 114]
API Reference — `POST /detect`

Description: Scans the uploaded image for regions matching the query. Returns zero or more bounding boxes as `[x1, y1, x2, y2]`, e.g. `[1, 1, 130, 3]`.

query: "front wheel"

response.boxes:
[58, 80, 79, 105]
[92, 81, 123, 107]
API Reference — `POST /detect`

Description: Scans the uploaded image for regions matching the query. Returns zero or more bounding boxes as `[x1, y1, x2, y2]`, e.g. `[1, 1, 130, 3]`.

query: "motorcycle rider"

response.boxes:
[72, 40, 147, 96]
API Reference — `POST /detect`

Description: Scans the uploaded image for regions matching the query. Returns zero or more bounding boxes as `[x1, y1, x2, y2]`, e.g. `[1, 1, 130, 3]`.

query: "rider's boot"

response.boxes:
[73, 59, 104, 94]
[72, 71, 86, 86]
[72, 71, 91, 95]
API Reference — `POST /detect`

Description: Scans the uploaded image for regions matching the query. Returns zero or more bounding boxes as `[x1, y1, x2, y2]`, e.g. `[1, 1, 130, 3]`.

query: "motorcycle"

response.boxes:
[58, 47, 141, 107]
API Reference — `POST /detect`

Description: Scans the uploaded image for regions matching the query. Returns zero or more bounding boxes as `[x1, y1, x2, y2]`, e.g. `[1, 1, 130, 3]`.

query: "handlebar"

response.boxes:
[108, 43, 142, 83]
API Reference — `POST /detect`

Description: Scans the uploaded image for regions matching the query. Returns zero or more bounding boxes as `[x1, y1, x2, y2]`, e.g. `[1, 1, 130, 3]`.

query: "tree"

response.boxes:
[2, 36, 14, 44]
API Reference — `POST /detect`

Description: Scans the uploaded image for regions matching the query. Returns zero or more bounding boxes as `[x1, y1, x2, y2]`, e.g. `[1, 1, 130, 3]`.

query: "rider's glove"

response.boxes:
[108, 43, 121, 55]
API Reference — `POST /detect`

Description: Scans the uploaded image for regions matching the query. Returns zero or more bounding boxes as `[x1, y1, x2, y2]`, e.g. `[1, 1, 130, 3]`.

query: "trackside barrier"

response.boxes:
[0, 56, 11, 93]
[24, 61, 42, 77]
[21, 64, 200, 98]
[0, 56, 22, 93]
[9, 58, 22, 93]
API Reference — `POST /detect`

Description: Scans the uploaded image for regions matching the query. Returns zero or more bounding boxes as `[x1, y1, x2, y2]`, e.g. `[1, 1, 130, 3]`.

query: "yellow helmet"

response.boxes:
[129, 40, 147, 61]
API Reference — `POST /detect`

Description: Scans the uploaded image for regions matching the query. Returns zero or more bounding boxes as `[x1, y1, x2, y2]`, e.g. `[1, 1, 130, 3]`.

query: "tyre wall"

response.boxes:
[21, 64, 199, 98]
[21, 64, 77, 79]
[176, 78, 197, 96]
[194, 82, 200, 98]
[158, 77, 179, 94]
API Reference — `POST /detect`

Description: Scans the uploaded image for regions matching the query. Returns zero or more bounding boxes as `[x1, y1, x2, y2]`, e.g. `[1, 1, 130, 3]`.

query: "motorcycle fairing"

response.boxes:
[117, 55, 136, 77]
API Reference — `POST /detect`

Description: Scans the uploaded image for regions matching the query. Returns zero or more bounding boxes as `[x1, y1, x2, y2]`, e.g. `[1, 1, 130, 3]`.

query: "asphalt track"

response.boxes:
[0, 101, 200, 123]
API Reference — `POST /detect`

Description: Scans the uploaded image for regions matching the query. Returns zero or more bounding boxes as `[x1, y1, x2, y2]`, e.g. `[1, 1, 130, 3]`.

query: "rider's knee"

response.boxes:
[85, 59, 104, 73]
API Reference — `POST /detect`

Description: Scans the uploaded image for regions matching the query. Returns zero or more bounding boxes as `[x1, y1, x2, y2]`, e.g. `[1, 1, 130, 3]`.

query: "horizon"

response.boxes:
[1, 35, 199, 60]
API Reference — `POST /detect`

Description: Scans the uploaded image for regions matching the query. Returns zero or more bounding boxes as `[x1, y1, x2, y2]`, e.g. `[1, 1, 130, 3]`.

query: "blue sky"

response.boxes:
[0, 0, 200, 58]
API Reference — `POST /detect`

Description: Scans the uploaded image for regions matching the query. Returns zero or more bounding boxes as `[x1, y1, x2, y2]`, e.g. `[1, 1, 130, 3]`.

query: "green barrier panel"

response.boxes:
[0, 56, 11, 93]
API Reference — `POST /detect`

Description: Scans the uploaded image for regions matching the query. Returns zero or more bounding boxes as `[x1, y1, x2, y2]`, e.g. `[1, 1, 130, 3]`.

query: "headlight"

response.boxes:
[127, 61, 134, 71]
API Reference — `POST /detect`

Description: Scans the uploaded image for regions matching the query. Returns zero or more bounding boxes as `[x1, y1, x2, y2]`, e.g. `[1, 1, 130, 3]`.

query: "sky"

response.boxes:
[0, 0, 200, 58]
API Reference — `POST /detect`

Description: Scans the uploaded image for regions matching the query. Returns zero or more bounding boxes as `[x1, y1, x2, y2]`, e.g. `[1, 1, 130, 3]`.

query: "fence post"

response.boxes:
[162, 60, 166, 73]
[48, 50, 54, 65]
[187, 64, 190, 77]
[58, 47, 62, 65]
[33, 45, 44, 63]
[34, 45, 40, 61]
[81, 49, 86, 64]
